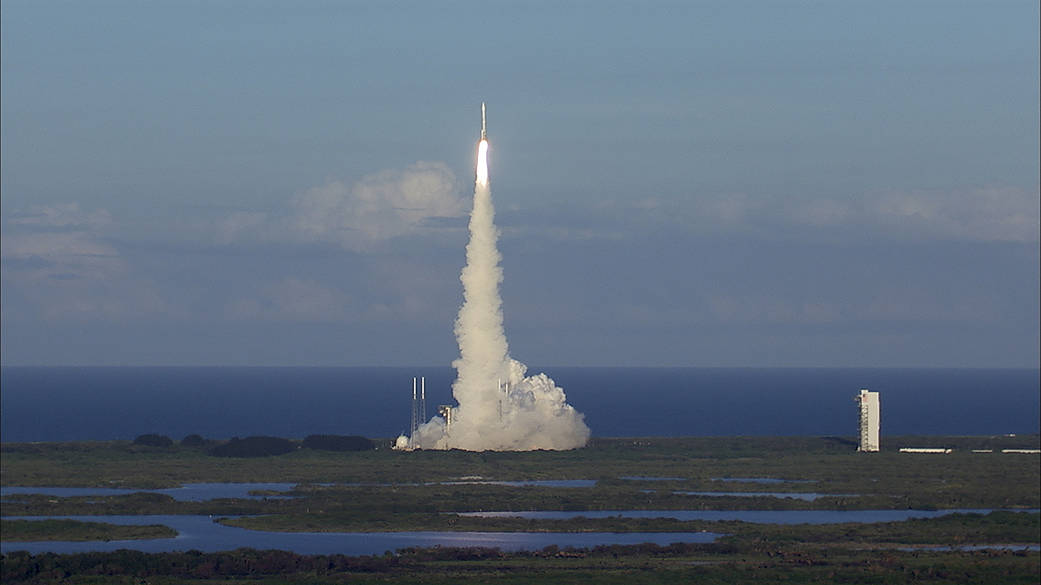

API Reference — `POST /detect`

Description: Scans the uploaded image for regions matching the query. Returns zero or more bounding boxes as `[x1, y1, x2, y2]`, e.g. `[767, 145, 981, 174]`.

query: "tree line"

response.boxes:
[1, 543, 727, 582]
[132, 434, 376, 457]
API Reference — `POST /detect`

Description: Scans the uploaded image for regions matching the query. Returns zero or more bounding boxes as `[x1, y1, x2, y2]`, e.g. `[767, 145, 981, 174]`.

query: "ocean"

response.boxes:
[1, 367, 1037, 443]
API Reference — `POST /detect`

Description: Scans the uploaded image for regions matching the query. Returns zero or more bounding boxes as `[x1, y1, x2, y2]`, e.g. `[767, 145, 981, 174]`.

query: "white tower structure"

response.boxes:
[410, 377, 419, 445]
[420, 377, 426, 425]
[855, 389, 880, 452]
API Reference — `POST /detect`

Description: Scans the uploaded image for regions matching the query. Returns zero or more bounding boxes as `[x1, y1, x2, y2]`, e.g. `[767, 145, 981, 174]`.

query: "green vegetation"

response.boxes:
[1, 492, 280, 517]
[132, 434, 173, 448]
[1, 519, 176, 542]
[3, 435, 1038, 488]
[3, 542, 1038, 584]
[727, 510, 1040, 545]
[300, 434, 375, 451]
[208, 436, 296, 458]
[220, 510, 1040, 545]
[2, 436, 1038, 583]
[3, 436, 1037, 514]
[180, 434, 208, 447]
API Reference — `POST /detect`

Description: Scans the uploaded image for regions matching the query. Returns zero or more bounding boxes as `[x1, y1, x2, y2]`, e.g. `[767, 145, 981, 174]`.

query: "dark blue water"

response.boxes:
[1, 367, 1037, 442]
[0, 515, 721, 555]
[8, 511, 1036, 555]
[0, 482, 596, 501]
[0, 484, 297, 502]
[459, 510, 1039, 524]
[672, 492, 853, 501]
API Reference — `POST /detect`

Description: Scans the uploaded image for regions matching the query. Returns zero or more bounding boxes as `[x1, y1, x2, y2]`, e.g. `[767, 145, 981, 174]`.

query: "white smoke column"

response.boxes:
[410, 135, 590, 451]
[452, 139, 510, 436]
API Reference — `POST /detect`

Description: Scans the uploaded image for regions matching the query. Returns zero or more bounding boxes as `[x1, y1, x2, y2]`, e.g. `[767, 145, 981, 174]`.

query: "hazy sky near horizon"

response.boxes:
[2, 1, 1038, 367]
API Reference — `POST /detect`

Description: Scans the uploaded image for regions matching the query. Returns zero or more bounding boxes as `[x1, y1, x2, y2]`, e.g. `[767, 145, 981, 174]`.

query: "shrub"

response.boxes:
[208, 436, 296, 458]
[133, 434, 173, 447]
[180, 434, 207, 447]
[301, 435, 375, 452]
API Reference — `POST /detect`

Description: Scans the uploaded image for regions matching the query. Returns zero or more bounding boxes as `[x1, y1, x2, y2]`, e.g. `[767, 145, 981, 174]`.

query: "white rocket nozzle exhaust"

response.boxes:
[481, 102, 487, 141]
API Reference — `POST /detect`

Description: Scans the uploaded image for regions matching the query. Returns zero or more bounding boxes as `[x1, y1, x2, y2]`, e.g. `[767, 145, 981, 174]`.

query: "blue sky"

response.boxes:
[2, 0, 1038, 366]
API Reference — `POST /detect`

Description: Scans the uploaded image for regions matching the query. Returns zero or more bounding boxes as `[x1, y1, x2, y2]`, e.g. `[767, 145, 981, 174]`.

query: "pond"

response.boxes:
[711, 478, 817, 484]
[896, 544, 1041, 552]
[436, 480, 597, 488]
[671, 491, 857, 501]
[1, 483, 297, 502]
[458, 509, 1037, 524]
[0, 515, 720, 555]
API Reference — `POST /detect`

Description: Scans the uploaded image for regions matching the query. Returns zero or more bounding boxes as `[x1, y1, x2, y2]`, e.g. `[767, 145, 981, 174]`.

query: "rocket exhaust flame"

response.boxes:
[401, 104, 590, 451]
[476, 139, 489, 186]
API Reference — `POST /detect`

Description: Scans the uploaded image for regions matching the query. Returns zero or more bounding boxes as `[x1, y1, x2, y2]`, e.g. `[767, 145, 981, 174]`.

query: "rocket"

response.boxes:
[481, 102, 487, 141]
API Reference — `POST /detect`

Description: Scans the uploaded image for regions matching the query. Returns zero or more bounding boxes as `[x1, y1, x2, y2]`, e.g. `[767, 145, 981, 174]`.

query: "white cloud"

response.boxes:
[2, 204, 172, 320]
[1, 231, 122, 281]
[290, 161, 464, 248]
[678, 185, 1039, 242]
[214, 162, 466, 250]
[217, 211, 269, 245]
[868, 186, 1040, 242]
[8, 203, 112, 229]
[698, 192, 758, 224]
[857, 285, 1000, 324]
[789, 198, 853, 227]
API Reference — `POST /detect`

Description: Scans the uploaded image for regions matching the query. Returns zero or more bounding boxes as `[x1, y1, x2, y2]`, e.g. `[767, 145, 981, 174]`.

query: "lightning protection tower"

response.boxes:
[419, 377, 426, 426]
[855, 389, 880, 452]
[410, 377, 419, 444]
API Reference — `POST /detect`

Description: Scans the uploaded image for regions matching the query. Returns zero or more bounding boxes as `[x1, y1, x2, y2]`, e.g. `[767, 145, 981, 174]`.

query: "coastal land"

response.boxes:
[2, 435, 1038, 583]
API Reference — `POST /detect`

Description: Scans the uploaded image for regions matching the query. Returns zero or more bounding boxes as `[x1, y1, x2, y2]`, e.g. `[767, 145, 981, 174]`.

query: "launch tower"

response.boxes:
[855, 389, 880, 452]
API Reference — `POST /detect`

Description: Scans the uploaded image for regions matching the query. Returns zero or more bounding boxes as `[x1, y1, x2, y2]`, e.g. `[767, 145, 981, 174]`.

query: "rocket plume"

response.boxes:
[406, 105, 590, 451]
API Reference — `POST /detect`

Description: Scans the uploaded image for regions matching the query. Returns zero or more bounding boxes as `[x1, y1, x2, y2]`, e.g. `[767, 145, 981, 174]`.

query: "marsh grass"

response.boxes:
[1, 519, 176, 542]
[2, 436, 1038, 584]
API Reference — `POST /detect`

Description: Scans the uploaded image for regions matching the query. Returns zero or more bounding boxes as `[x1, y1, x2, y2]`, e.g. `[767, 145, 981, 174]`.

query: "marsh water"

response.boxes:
[0, 481, 597, 502]
[0, 515, 721, 555]
[0, 482, 862, 504]
[7, 509, 1036, 555]
[1, 483, 297, 502]
[672, 491, 855, 501]
[458, 509, 1035, 524]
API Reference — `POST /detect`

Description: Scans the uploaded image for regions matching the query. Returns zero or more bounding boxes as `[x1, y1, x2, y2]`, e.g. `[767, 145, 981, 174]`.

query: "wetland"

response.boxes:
[2, 435, 1038, 583]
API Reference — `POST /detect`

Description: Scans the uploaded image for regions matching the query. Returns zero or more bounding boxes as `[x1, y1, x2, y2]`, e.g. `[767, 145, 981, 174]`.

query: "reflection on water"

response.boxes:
[896, 544, 1041, 552]
[436, 480, 597, 488]
[154, 483, 297, 501]
[673, 491, 857, 501]
[6, 509, 1037, 555]
[1, 483, 297, 502]
[712, 478, 817, 484]
[459, 509, 1037, 524]
[0, 515, 720, 555]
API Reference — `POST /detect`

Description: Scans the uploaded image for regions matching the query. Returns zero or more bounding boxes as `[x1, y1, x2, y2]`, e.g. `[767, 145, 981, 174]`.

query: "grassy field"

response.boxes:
[4, 435, 1039, 489]
[1, 519, 176, 542]
[3, 435, 1038, 520]
[3, 541, 1038, 584]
